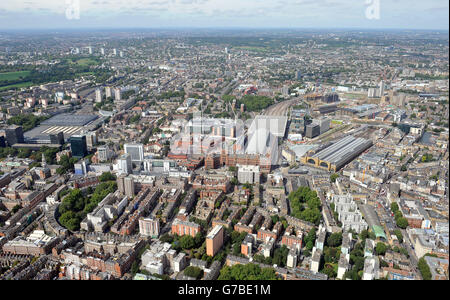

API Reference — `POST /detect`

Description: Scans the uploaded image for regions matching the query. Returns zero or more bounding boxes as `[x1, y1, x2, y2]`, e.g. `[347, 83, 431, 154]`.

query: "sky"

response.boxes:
[0, 0, 448, 30]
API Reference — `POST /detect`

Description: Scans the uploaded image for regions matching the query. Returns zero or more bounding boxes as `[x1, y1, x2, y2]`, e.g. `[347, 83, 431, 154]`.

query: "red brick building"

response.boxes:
[171, 219, 201, 237]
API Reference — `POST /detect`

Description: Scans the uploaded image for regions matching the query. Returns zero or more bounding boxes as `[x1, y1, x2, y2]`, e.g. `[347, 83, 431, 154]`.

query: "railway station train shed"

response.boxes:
[301, 135, 373, 172]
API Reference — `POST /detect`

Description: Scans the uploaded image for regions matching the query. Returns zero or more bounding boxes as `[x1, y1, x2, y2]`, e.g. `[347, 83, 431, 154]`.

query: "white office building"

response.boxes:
[237, 164, 260, 184]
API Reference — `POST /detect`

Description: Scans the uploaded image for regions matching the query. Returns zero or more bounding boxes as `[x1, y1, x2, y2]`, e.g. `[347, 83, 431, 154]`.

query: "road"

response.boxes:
[401, 228, 420, 277]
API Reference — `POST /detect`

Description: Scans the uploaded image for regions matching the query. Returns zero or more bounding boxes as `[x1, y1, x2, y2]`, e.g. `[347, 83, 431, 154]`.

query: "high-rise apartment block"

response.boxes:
[206, 225, 224, 257]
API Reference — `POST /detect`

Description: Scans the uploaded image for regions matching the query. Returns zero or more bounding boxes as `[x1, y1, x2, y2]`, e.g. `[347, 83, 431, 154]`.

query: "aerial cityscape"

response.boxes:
[0, 1, 448, 283]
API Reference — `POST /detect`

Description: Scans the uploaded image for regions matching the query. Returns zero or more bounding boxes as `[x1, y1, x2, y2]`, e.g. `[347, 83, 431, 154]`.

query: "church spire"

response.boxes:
[42, 153, 47, 168]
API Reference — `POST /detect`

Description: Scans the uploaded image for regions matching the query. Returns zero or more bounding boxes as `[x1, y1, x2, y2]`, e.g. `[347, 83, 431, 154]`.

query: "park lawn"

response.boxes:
[0, 71, 31, 81]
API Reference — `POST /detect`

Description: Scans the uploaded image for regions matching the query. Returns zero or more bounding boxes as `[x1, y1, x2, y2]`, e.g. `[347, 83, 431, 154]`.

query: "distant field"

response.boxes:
[342, 93, 366, 100]
[77, 72, 95, 76]
[0, 81, 33, 91]
[68, 58, 99, 67]
[0, 71, 31, 81]
[235, 46, 268, 52]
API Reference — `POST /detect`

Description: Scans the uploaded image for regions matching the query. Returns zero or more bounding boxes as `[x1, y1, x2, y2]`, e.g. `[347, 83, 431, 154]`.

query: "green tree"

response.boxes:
[390, 202, 399, 213]
[218, 264, 278, 280]
[396, 217, 409, 229]
[58, 182, 117, 231]
[179, 235, 195, 250]
[57, 155, 78, 174]
[321, 264, 337, 278]
[184, 266, 203, 279]
[99, 172, 116, 182]
[304, 227, 317, 251]
[288, 187, 322, 225]
[231, 231, 248, 245]
[330, 173, 339, 183]
[359, 229, 370, 242]
[421, 154, 433, 163]
[375, 242, 387, 256]
[58, 211, 81, 231]
[7, 114, 49, 132]
[160, 233, 173, 243]
[418, 257, 432, 280]
[194, 232, 205, 248]
[130, 261, 140, 276]
[11, 204, 22, 214]
[345, 265, 364, 280]
[272, 245, 289, 267]
[327, 232, 343, 247]
[394, 229, 403, 243]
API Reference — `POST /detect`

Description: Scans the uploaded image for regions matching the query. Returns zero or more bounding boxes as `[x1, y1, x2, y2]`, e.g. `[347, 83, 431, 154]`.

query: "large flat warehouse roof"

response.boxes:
[40, 114, 98, 126]
[24, 125, 85, 143]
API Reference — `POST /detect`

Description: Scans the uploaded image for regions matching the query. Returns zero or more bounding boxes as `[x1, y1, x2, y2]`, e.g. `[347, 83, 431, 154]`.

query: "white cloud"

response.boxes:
[0, 0, 447, 29]
[0, 0, 372, 16]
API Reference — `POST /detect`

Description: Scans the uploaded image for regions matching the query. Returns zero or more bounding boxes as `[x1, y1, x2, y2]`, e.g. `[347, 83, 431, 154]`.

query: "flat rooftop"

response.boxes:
[24, 125, 85, 143]
[312, 135, 372, 166]
[24, 113, 100, 143]
[207, 225, 223, 239]
[41, 114, 98, 127]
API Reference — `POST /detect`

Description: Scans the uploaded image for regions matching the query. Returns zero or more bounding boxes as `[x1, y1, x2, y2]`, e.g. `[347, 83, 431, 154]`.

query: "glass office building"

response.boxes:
[70, 135, 88, 158]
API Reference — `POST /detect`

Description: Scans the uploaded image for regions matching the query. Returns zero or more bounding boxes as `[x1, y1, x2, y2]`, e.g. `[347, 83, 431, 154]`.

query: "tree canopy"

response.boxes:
[224, 95, 274, 112]
[99, 172, 116, 182]
[288, 187, 322, 225]
[418, 257, 432, 280]
[375, 242, 387, 256]
[327, 232, 343, 248]
[58, 181, 117, 231]
[179, 235, 195, 250]
[57, 155, 78, 175]
[218, 264, 278, 280]
[7, 114, 49, 132]
[330, 173, 339, 183]
[184, 266, 203, 279]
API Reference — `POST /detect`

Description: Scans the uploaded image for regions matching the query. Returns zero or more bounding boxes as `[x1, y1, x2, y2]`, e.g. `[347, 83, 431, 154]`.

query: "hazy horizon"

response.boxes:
[0, 27, 449, 32]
